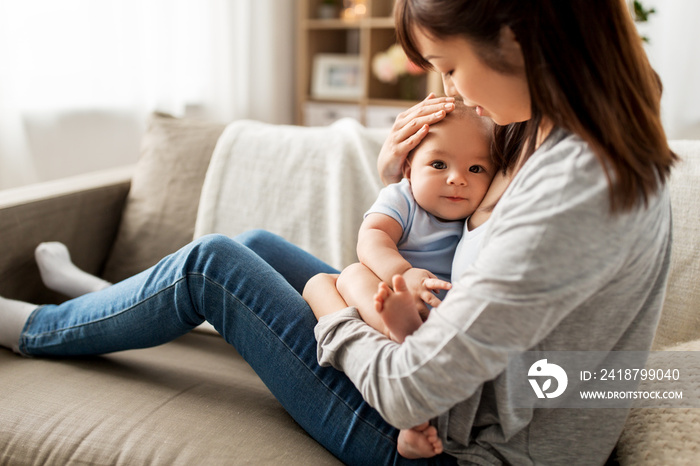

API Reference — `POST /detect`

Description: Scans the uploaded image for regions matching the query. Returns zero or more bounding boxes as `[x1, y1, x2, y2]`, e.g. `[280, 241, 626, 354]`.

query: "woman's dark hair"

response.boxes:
[395, 0, 677, 212]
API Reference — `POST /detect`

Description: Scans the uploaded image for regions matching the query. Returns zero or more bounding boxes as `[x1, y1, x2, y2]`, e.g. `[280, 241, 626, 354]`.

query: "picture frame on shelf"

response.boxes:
[311, 54, 364, 100]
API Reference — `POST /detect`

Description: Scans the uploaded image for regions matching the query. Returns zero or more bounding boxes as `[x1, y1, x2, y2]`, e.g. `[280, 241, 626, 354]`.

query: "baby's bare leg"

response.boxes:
[303, 273, 348, 321]
[373, 275, 423, 343]
[397, 422, 443, 459]
[336, 263, 388, 336]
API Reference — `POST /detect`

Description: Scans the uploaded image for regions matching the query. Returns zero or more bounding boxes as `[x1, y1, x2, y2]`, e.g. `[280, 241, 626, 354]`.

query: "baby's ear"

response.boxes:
[402, 160, 412, 179]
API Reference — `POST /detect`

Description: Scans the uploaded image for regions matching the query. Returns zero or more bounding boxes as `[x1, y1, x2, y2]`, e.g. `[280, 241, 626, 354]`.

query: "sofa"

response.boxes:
[0, 113, 698, 465]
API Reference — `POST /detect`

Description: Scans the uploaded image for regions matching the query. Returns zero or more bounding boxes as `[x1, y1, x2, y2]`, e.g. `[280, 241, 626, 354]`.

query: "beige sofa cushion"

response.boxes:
[652, 141, 700, 350]
[102, 113, 225, 283]
[616, 338, 700, 465]
[618, 141, 700, 464]
[0, 332, 341, 465]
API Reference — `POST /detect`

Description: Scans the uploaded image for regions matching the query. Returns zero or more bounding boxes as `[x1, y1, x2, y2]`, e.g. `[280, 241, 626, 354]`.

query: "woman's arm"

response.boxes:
[377, 94, 455, 185]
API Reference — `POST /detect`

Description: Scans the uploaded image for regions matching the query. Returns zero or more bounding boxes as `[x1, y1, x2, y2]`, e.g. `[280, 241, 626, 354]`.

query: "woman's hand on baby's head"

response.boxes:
[398, 93, 456, 126]
[378, 94, 456, 186]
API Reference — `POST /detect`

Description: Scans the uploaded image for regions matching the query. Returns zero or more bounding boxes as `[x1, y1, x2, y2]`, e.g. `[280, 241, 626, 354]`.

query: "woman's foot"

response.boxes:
[0, 296, 35, 352]
[397, 422, 444, 459]
[35, 242, 112, 298]
[374, 274, 423, 343]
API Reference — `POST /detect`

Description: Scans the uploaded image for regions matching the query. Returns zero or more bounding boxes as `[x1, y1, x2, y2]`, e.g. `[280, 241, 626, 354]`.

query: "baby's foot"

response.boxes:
[35, 242, 111, 298]
[397, 422, 443, 459]
[374, 275, 423, 343]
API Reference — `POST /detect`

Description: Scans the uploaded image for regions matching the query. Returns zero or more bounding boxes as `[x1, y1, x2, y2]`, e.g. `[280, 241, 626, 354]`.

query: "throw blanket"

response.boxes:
[194, 118, 387, 270]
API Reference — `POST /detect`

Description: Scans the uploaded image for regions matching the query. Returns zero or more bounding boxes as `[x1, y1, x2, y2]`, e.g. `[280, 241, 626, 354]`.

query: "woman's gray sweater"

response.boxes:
[315, 128, 672, 465]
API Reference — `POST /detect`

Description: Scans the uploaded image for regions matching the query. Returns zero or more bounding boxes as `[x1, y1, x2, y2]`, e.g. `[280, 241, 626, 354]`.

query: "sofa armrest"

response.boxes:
[0, 166, 133, 304]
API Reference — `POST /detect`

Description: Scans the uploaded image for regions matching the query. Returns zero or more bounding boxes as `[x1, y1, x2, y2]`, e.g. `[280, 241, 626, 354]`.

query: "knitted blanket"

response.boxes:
[194, 118, 386, 270]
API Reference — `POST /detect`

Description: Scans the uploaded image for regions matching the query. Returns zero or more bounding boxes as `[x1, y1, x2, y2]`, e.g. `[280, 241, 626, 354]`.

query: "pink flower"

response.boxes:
[406, 60, 424, 76]
[372, 54, 398, 83]
[372, 44, 425, 83]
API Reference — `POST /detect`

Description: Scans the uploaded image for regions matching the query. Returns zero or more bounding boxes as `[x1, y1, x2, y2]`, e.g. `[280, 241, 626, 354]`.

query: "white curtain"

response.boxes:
[0, 0, 295, 189]
[642, 0, 700, 140]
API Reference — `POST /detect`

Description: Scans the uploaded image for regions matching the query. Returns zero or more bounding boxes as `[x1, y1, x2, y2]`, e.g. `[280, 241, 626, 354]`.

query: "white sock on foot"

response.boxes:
[0, 296, 35, 353]
[35, 242, 112, 298]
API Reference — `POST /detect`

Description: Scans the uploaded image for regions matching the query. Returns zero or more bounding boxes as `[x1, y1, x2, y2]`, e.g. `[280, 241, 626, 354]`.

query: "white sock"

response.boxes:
[35, 242, 112, 298]
[0, 296, 35, 353]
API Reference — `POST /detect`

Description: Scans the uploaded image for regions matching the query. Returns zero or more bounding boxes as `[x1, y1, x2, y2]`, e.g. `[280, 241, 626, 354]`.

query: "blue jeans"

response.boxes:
[19, 231, 457, 466]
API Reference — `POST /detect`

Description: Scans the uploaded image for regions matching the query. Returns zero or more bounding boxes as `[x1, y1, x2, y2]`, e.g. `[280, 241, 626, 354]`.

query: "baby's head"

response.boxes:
[404, 101, 497, 222]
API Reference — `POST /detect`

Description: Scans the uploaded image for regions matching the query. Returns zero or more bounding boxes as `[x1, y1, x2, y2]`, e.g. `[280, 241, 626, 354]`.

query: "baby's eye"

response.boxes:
[431, 161, 447, 170]
[469, 165, 484, 173]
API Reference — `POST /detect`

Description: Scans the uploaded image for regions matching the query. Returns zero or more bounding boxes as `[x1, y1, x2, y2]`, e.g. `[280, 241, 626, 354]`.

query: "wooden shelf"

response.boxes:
[305, 19, 361, 29]
[296, 0, 442, 127]
[304, 17, 394, 28]
[366, 17, 395, 27]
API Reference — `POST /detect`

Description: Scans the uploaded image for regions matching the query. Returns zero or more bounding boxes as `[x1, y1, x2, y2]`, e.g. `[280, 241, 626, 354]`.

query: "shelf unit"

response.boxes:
[296, 0, 443, 127]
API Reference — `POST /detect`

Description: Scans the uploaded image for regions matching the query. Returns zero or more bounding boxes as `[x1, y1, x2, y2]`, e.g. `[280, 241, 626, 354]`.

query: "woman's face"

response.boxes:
[412, 27, 531, 126]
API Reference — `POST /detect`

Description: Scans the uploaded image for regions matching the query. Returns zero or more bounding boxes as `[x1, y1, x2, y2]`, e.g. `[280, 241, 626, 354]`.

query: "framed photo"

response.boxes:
[312, 54, 364, 100]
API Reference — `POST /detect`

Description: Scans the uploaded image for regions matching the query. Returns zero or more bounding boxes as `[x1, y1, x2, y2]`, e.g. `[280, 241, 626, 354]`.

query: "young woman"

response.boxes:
[0, 1, 676, 464]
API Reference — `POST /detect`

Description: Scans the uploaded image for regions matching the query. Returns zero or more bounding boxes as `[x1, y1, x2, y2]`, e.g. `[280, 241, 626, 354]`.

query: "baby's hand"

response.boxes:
[401, 268, 451, 315]
[374, 271, 451, 342]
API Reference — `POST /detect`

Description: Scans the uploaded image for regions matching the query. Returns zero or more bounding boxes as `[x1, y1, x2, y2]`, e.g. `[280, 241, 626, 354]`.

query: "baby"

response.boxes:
[304, 101, 496, 459]
[308, 102, 495, 340]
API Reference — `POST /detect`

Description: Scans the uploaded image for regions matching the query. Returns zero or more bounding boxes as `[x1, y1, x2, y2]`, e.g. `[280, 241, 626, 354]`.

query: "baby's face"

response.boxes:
[406, 114, 494, 222]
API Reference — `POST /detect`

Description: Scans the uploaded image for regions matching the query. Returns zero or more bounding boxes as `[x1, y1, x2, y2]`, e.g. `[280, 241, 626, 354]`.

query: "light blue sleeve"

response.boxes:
[364, 179, 414, 237]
